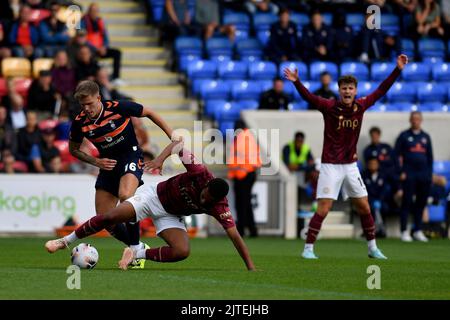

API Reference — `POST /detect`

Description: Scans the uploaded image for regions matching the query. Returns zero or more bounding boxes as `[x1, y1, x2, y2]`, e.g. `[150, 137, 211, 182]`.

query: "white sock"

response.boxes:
[304, 244, 314, 251]
[135, 249, 147, 259]
[130, 244, 142, 251]
[368, 239, 377, 251]
[64, 232, 78, 245]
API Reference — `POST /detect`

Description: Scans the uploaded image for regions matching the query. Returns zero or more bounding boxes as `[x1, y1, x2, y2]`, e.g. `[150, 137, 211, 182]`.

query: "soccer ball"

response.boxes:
[71, 243, 99, 269]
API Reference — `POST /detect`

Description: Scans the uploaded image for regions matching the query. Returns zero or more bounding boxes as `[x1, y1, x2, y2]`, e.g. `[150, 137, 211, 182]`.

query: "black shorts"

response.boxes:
[95, 149, 144, 198]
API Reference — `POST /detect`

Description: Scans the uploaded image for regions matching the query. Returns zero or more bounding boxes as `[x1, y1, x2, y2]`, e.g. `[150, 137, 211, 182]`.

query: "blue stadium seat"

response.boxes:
[386, 82, 417, 103]
[345, 13, 365, 33]
[289, 101, 308, 110]
[401, 39, 415, 59]
[231, 80, 263, 100]
[218, 61, 248, 79]
[235, 38, 263, 60]
[258, 80, 274, 91]
[200, 80, 230, 100]
[191, 78, 215, 97]
[418, 39, 446, 59]
[309, 62, 338, 81]
[279, 61, 309, 80]
[428, 204, 447, 223]
[257, 30, 271, 46]
[357, 81, 377, 97]
[239, 55, 262, 63]
[321, 12, 333, 26]
[291, 81, 320, 101]
[423, 57, 444, 64]
[149, 0, 165, 22]
[204, 99, 228, 118]
[417, 83, 447, 103]
[391, 102, 420, 112]
[216, 102, 240, 121]
[175, 37, 203, 56]
[209, 55, 232, 63]
[187, 60, 217, 79]
[206, 37, 233, 57]
[402, 63, 431, 81]
[179, 54, 201, 73]
[218, 120, 236, 136]
[382, 14, 400, 35]
[290, 13, 309, 28]
[367, 102, 400, 112]
[236, 100, 259, 111]
[330, 81, 339, 96]
[283, 80, 296, 99]
[371, 62, 396, 81]
[253, 13, 278, 31]
[340, 62, 369, 80]
[223, 12, 250, 32]
[248, 61, 277, 80]
[421, 102, 449, 112]
[432, 63, 450, 82]
[434, 161, 450, 180]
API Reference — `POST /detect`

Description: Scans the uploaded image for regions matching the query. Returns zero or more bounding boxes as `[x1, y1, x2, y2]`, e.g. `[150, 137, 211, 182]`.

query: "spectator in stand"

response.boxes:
[15, 111, 41, 168]
[81, 3, 122, 81]
[8, 90, 27, 131]
[95, 67, 131, 101]
[0, 20, 12, 61]
[39, 1, 70, 57]
[265, 8, 300, 64]
[0, 105, 17, 154]
[27, 70, 60, 115]
[442, 0, 450, 36]
[245, 0, 279, 15]
[0, 149, 18, 173]
[163, 0, 198, 43]
[51, 50, 76, 97]
[391, 0, 418, 35]
[9, 5, 43, 59]
[313, 71, 337, 101]
[361, 157, 389, 238]
[414, 0, 445, 38]
[195, 0, 236, 41]
[74, 44, 100, 81]
[30, 125, 61, 173]
[66, 29, 96, 66]
[258, 77, 291, 110]
[331, 12, 355, 62]
[301, 11, 333, 62]
[25, 0, 45, 9]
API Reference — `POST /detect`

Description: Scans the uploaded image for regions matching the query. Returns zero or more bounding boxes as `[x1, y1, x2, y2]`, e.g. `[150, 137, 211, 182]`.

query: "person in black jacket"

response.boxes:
[258, 77, 291, 110]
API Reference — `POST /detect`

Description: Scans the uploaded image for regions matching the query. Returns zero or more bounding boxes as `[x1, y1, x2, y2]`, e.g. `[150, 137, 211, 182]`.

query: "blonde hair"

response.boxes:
[74, 80, 99, 101]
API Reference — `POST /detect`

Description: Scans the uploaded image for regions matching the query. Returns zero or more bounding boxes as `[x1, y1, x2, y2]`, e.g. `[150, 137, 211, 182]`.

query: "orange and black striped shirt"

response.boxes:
[69, 100, 143, 158]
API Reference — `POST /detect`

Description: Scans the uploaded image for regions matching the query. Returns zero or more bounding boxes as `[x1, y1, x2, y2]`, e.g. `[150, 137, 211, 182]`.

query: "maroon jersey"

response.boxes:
[293, 67, 401, 164]
[157, 150, 235, 230]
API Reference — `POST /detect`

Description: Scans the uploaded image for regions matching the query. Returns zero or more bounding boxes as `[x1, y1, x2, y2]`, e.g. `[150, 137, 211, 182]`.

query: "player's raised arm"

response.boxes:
[224, 225, 256, 271]
[283, 68, 333, 111]
[364, 54, 408, 108]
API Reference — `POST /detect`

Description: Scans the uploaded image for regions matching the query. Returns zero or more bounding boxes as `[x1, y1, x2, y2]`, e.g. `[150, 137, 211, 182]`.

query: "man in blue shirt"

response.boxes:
[395, 111, 433, 242]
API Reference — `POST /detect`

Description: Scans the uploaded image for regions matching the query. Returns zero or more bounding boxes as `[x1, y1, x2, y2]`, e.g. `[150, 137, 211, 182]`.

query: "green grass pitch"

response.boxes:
[0, 237, 449, 299]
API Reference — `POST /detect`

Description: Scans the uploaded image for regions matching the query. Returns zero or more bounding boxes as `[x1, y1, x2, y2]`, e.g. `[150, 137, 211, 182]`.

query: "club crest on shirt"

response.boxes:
[421, 138, 427, 144]
[323, 187, 330, 194]
[109, 120, 116, 129]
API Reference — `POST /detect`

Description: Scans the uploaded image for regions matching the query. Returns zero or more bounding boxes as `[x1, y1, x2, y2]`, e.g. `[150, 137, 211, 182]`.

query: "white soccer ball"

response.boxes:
[71, 243, 99, 269]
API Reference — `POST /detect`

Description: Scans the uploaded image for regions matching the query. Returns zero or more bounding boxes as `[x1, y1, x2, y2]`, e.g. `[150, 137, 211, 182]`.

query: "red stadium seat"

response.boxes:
[13, 78, 32, 98]
[29, 9, 51, 25]
[0, 161, 28, 172]
[54, 140, 77, 164]
[0, 78, 6, 97]
[39, 119, 58, 131]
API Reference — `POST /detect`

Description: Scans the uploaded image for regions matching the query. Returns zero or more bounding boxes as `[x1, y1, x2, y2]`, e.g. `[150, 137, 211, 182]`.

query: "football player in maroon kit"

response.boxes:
[284, 54, 409, 259]
[45, 140, 256, 271]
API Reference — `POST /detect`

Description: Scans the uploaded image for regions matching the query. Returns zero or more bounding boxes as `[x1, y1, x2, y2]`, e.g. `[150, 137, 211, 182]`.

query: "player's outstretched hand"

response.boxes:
[95, 158, 117, 170]
[144, 159, 163, 174]
[283, 67, 299, 82]
[397, 54, 408, 70]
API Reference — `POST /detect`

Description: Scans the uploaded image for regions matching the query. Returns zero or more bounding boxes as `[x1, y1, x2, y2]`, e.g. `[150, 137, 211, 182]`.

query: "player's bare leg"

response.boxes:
[302, 198, 333, 259]
[45, 202, 138, 253]
[352, 197, 387, 259]
[119, 228, 190, 270]
[118, 173, 148, 268]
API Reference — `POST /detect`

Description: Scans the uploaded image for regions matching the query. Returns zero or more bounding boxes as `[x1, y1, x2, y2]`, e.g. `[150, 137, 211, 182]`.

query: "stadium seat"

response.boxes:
[218, 120, 236, 137]
[14, 78, 32, 98]
[382, 14, 400, 35]
[401, 39, 415, 59]
[279, 61, 308, 80]
[257, 30, 271, 46]
[253, 13, 278, 32]
[149, 0, 165, 22]
[32, 58, 53, 78]
[367, 102, 400, 112]
[187, 60, 217, 79]
[223, 12, 250, 33]
[386, 82, 417, 103]
[321, 13, 333, 26]
[418, 39, 446, 59]
[217, 61, 248, 79]
[423, 57, 444, 64]
[231, 80, 263, 101]
[0, 78, 6, 97]
[29, 9, 51, 25]
[428, 204, 447, 223]
[340, 62, 369, 80]
[206, 37, 233, 57]
[422, 102, 448, 112]
[215, 101, 240, 121]
[433, 161, 450, 180]
[209, 55, 232, 63]
[417, 83, 447, 103]
[204, 99, 226, 118]
[309, 62, 338, 81]
[390, 102, 420, 112]
[235, 38, 263, 60]
[1, 58, 32, 78]
[54, 140, 76, 164]
[288, 101, 308, 110]
[236, 100, 259, 111]
[345, 13, 365, 33]
[200, 80, 230, 101]
[357, 81, 377, 97]
[178, 54, 200, 73]
[432, 63, 450, 82]
[291, 81, 320, 101]
[191, 78, 215, 97]
[175, 37, 203, 56]
[290, 13, 309, 28]
[248, 61, 277, 80]
[402, 63, 431, 81]
[370, 62, 396, 81]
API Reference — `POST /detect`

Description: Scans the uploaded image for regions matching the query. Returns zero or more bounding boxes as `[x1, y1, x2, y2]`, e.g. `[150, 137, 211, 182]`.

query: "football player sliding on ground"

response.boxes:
[46, 140, 256, 271]
[284, 54, 409, 259]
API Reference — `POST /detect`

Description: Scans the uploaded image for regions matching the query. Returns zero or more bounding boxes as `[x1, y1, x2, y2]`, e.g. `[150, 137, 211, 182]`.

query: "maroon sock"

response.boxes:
[75, 215, 108, 239]
[145, 246, 185, 262]
[360, 213, 376, 241]
[306, 213, 325, 244]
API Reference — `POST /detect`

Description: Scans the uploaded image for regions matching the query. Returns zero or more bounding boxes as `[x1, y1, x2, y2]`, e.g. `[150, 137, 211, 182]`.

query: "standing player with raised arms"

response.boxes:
[69, 80, 177, 268]
[284, 54, 409, 259]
